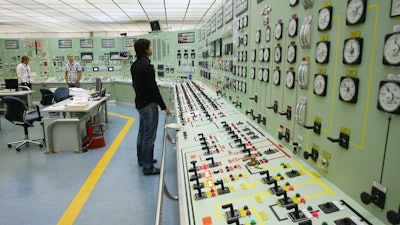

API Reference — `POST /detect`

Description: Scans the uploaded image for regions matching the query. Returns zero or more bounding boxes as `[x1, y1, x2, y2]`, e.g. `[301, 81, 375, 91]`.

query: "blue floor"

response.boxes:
[0, 102, 179, 225]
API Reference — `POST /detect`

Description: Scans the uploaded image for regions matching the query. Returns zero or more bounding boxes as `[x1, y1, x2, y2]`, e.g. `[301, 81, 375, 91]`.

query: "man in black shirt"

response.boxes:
[131, 39, 171, 175]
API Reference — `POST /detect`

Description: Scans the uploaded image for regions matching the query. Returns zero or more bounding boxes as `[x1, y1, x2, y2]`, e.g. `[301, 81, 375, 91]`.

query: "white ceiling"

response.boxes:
[0, 0, 221, 36]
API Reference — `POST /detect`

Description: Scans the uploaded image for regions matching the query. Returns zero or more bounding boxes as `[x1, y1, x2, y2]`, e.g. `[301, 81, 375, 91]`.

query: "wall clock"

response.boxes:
[343, 38, 363, 65]
[377, 80, 400, 114]
[315, 41, 330, 64]
[339, 76, 359, 103]
[383, 32, 400, 66]
[318, 6, 332, 31]
[346, 0, 367, 25]
[313, 74, 328, 96]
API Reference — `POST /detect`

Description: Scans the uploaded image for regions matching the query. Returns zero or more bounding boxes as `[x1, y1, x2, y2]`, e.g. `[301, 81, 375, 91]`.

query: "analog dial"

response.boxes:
[343, 38, 363, 65]
[286, 71, 295, 89]
[242, 82, 246, 93]
[251, 49, 256, 62]
[273, 69, 281, 85]
[377, 81, 400, 114]
[250, 67, 256, 79]
[242, 51, 247, 62]
[383, 32, 400, 66]
[258, 68, 263, 81]
[243, 15, 248, 27]
[275, 22, 283, 40]
[318, 6, 332, 31]
[339, 76, 359, 103]
[263, 68, 270, 82]
[290, 0, 299, 6]
[346, 0, 366, 25]
[265, 27, 271, 42]
[288, 18, 298, 37]
[243, 34, 248, 46]
[255, 29, 261, 43]
[274, 46, 282, 63]
[287, 45, 297, 63]
[264, 48, 270, 62]
[259, 49, 264, 62]
[315, 41, 330, 64]
[313, 74, 328, 96]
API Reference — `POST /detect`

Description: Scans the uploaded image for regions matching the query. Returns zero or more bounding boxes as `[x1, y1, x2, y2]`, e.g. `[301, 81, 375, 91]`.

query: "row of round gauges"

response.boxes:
[233, 79, 247, 93]
[232, 65, 247, 77]
[236, 14, 248, 30]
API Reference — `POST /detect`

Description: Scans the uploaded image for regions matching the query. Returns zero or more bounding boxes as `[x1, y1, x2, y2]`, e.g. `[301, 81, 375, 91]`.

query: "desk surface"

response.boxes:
[41, 96, 107, 113]
[0, 90, 34, 96]
[49, 87, 95, 97]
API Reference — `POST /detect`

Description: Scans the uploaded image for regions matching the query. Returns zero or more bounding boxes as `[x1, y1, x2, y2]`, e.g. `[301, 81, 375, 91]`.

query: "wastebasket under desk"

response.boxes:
[43, 112, 90, 153]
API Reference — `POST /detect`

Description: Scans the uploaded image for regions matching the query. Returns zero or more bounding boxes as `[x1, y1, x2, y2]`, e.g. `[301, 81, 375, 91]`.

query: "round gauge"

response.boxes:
[258, 68, 263, 81]
[239, 17, 244, 29]
[318, 6, 332, 31]
[243, 34, 248, 46]
[242, 66, 247, 77]
[273, 69, 281, 85]
[243, 51, 247, 61]
[346, 0, 366, 25]
[288, 18, 298, 37]
[275, 23, 283, 40]
[265, 28, 271, 42]
[264, 48, 270, 62]
[238, 51, 243, 61]
[243, 15, 248, 27]
[315, 41, 330, 64]
[259, 49, 264, 62]
[343, 38, 363, 65]
[263, 68, 269, 82]
[242, 82, 246, 93]
[250, 67, 256, 79]
[255, 29, 261, 43]
[251, 49, 256, 62]
[274, 46, 282, 63]
[383, 32, 400, 66]
[290, 0, 299, 7]
[287, 45, 297, 63]
[339, 76, 359, 103]
[313, 74, 328, 96]
[377, 81, 400, 114]
[235, 37, 240, 47]
[286, 71, 295, 89]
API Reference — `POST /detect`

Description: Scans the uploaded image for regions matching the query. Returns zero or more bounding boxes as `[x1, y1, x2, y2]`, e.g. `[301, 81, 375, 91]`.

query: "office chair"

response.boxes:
[53, 87, 70, 102]
[3, 96, 43, 151]
[40, 88, 54, 106]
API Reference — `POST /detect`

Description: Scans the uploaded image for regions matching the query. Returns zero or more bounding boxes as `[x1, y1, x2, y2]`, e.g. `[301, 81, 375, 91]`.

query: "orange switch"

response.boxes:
[202, 216, 212, 225]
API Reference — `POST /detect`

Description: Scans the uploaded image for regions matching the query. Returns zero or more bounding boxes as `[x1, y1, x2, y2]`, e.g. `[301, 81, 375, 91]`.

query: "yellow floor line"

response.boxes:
[57, 112, 134, 225]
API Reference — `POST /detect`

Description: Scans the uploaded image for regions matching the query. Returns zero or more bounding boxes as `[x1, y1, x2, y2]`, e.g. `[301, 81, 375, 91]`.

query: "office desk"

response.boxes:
[0, 90, 34, 110]
[41, 96, 108, 153]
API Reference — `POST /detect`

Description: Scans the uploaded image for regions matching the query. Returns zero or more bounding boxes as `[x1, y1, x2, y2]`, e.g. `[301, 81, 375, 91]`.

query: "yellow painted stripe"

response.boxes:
[57, 112, 135, 225]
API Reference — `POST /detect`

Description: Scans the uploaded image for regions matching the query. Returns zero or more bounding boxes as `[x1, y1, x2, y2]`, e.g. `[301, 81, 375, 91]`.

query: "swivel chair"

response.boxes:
[40, 88, 54, 106]
[3, 96, 43, 151]
[53, 87, 70, 103]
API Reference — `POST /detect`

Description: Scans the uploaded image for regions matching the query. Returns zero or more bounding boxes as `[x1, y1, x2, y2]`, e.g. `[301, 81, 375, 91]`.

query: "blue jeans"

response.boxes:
[137, 103, 159, 172]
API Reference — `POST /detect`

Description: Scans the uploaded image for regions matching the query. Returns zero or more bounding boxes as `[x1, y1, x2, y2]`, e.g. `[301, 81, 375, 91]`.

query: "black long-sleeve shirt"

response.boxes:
[130, 57, 167, 110]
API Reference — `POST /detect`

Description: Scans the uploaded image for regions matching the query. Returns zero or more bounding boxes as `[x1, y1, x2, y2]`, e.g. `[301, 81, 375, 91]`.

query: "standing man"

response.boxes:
[130, 39, 171, 176]
[16, 55, 32, 90]
[64, 54, 82, 87]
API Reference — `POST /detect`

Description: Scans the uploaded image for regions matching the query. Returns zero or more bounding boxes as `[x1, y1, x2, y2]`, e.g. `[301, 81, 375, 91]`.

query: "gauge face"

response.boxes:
[346, 0, 366, 25]
[263, 68, 269, 82]
[288, 18, 298, 37]
[383, 33, 400, 66]
[274, 46, 282, 63]
[377, 81, 400, 114]
[264, 48, 270, 62]
[315, 41, 330, 64]
[242, 66, 247, 77]
[242, 51, 247, 61]
[339, 76, 359, 103]
[275, 23, 283, 40]
[258, 68, 263, 81]
[243, 15, 248, 27]
[242, 82, 246, 93]
[286, 71, 295, 89]
[238, 51, 243, 61]
[273, 69, 281, 85]
[255, 29, 261, 43]
[259, 49, 264, 62]
[265, 28, 271, 42]
[343, 38, 363, 65]
[290, 0, 299, 6]
[313, 74, 328, 96]
[239, 17, 244, 29]
[251, 49, 256, 62]
[250, 67, 256, 79]
[243, 34, 248, 46]
[318, 6, 332, 31]
[287, 45, 297, 63]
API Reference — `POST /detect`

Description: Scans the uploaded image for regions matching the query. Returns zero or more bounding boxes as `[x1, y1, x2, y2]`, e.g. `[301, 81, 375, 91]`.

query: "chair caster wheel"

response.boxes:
[39, 144, 43, 148]
[16, 148, 20, 151]
[7, 144, 12, 148]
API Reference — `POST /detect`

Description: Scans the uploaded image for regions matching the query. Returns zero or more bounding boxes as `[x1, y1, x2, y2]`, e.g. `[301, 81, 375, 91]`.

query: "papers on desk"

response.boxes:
[65, 97, 89, 109]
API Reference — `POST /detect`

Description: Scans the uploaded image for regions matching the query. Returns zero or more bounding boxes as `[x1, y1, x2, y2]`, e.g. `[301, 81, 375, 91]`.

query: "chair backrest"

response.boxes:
[3, 96, 27, 123]
[40, 88, 54, 106]
[54, 87, 70, 102]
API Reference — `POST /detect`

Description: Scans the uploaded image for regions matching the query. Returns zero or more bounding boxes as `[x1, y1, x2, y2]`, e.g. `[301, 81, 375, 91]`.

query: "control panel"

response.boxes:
[174, 81, 384, 225]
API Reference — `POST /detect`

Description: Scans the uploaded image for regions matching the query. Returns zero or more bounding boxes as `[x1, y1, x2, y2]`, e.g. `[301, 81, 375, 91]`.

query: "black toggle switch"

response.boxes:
[221, 203, 240, 223]
[387, 204, 400, 225]
[260, 170, 275, 184]
[206, 157, 218, 168]
[215, 178, 230, 195]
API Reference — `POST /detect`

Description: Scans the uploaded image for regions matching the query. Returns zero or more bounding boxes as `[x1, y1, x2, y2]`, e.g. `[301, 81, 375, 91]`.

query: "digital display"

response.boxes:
[93, 67, 99, 72]
[108, 67, 114, 72]
[178, 32, 195, 44]
[58, 39, 72, 48]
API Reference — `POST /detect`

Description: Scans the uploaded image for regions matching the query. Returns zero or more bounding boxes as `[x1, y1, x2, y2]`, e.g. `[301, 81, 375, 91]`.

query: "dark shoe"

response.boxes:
[138, 159, 157, 166]
[143, 168, 160, 175]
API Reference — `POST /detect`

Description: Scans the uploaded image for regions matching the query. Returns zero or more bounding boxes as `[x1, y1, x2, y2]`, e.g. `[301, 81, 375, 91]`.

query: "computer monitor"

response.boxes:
[95, 78, 102, 93]
[5, 79, 19, 91]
